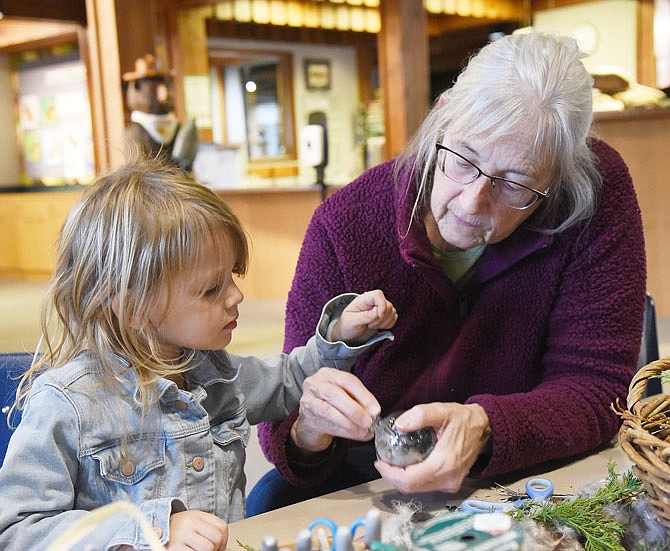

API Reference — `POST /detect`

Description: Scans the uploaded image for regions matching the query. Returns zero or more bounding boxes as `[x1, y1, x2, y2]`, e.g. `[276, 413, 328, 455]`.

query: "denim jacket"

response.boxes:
[0, 294, 393, 551]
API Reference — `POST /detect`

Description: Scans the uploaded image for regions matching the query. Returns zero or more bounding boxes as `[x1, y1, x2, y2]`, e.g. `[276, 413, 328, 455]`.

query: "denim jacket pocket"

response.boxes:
[210, 408, 250, 448]
[92, 439, 166, 485]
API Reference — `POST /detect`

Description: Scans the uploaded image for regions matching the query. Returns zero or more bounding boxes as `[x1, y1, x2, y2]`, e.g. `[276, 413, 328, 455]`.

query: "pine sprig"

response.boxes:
[519, 496, 627, 551]
[236, 539, 259, 551]
[593, 464, 643, 506]
[510, 463, 643, 551]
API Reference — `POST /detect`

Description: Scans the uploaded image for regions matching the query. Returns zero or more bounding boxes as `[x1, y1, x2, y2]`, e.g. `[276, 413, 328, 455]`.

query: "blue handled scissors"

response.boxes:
[461, 477, 554, 513]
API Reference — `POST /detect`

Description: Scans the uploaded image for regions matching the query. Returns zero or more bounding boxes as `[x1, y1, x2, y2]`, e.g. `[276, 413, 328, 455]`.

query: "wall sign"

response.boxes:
[17, 54, 94, 186]
[304, 59, 331, 91]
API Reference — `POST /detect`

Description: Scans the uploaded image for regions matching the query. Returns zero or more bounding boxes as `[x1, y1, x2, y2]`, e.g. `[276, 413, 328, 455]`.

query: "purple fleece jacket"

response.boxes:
[258, 139, 646, 486]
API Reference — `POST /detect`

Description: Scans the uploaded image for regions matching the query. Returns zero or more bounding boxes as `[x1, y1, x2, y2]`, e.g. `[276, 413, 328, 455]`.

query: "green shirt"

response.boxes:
[432, 244, 486, 290]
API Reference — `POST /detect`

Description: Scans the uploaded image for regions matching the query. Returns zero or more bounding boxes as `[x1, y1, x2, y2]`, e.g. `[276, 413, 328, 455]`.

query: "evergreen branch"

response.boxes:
[510, 463, 643, 551]
[518, 497, 627, 551]
[236, 540, 259, 551]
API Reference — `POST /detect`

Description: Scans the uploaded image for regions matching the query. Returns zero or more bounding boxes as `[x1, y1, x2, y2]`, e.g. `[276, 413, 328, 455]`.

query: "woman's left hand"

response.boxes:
[374, 402, 491, 493]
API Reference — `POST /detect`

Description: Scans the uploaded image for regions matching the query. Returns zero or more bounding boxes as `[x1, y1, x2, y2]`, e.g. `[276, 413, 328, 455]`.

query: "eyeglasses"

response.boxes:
[434, 144, 548, 210]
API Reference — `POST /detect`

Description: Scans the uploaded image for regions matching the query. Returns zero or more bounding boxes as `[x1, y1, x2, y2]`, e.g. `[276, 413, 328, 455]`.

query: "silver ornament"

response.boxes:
[373, 411, 437, 467]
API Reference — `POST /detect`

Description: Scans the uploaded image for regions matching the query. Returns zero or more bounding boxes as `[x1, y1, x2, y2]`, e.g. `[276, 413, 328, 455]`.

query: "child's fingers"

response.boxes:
[360, 291, 396, 320]
[370, 302, 397, 328]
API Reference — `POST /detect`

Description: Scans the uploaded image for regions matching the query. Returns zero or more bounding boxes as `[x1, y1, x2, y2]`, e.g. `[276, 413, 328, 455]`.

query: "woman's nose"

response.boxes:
[458, 174, 492, 211]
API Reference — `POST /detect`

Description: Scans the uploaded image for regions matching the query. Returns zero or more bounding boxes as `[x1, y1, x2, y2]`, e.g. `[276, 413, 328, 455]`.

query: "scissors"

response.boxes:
[460, 477, 554, 514]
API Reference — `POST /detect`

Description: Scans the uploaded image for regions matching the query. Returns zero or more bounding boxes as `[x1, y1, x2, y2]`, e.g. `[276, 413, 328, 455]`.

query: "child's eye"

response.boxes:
[204, 285, 220, 297]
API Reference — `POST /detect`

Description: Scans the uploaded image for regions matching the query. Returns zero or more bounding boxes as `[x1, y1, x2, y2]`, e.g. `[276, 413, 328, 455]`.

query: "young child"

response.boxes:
[0, 157, 397, 551]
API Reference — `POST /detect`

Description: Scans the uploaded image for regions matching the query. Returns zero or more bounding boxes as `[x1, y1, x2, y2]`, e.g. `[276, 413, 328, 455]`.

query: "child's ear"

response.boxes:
[111, 293, 121, 319]
[111, 293, 145, 330]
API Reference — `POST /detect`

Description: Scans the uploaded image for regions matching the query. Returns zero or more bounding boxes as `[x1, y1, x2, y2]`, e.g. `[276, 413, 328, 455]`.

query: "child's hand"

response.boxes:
[168, 510, 228, 551]
[331, 290, 397, 344]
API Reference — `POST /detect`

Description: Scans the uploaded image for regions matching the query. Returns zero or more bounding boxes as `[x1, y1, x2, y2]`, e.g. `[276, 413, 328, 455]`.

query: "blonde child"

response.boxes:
[0, 157, 396, 551]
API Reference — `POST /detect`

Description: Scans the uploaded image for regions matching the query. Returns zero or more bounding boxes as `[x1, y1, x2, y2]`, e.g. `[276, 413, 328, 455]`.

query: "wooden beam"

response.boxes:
[637, 0, 655, 86]
[169, 5, 212, 123]
[0, 19, 81, 52]
[85, 0, 126, 172]
[114, 0, 158, 78]
[0, 0, 87, 25]
[427, 14, 518, 35]
[377, 0, 429, 160]
[530, 0, 597, 9]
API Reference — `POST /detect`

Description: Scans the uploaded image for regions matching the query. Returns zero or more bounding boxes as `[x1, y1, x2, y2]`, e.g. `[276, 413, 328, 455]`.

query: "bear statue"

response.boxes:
[122, 54, 198, 172]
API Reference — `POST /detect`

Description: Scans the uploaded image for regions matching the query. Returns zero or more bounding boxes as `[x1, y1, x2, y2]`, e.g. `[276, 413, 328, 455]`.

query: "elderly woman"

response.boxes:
[249, 31, 646, 513]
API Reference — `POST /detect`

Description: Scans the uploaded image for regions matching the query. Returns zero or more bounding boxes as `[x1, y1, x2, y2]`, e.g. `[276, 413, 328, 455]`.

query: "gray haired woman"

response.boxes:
[250, 31, 646, 514]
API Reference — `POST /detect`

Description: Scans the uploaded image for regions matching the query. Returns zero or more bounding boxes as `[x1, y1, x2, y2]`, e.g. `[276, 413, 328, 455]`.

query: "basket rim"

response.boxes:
[626, 359, 670, 410]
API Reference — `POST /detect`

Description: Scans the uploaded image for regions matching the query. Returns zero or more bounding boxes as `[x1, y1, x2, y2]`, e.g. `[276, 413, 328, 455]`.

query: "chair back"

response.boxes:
[638, 293, 662, 396]
[0, 353, 33, 466]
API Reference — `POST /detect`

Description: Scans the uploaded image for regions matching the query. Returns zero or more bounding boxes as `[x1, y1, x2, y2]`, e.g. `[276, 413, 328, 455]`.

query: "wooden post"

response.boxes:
[84, 0, 126, 172]
[377, 0, 429, 160]
[637, 0, 656, 86]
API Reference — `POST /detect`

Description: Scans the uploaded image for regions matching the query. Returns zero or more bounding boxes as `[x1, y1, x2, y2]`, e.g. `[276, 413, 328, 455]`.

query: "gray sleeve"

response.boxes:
[237, 293, 393, 424]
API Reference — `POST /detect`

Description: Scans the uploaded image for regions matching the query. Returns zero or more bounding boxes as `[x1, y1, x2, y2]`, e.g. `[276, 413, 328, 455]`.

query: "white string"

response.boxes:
[47, 502, 166, 551]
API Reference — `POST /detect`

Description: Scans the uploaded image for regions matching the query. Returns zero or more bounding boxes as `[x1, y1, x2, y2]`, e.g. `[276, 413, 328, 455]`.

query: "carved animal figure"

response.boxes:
[123, 54, 197, 171]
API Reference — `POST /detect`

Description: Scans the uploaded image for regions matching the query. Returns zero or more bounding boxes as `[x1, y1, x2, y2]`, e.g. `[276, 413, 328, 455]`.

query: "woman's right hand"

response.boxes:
[290, 368, 381, 452]
[167, 510, 228, 551]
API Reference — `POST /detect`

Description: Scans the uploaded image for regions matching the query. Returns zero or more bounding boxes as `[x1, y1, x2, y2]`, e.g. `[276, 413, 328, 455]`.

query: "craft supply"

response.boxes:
[410, 510, 524, 550]
[317, 528, 330, 551]
[309, 517, 338, 550]
[616, 358, 670, 532]
[510, 464, 645, 551]
[373, 412, 437, 467]
[46, 501, 165, 551]
[364, 508, 382, 547]
[269, 509, 386, 551]
[295, 528, 313, 551]
[335, 525, 353, 551]
[261, 534, 279, 551]
[461, 477, 554, 514]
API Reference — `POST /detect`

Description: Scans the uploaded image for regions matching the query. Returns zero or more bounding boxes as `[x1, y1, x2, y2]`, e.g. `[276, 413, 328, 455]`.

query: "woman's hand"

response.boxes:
[374, 402, 491, 493]
[167, 510, 228, 551]
[331, 290, 397, 344]
[290, 368, 381, 452]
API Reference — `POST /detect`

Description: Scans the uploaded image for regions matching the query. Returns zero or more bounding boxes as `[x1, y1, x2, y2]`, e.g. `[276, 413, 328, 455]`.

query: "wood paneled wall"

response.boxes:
[593, 109, 670, 317]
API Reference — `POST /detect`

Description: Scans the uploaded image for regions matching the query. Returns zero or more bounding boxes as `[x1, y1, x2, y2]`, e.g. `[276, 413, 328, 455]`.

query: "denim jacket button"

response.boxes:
[121, 460, 136, 477]
[192, 456, 205, 471]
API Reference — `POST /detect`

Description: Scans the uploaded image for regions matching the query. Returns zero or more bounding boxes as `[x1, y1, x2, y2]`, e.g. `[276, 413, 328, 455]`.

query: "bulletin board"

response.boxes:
[16, 54, 95, 186]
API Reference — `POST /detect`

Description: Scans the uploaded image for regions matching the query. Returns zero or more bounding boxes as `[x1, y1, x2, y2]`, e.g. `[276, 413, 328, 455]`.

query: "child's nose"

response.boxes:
[225, 280, 244, 308]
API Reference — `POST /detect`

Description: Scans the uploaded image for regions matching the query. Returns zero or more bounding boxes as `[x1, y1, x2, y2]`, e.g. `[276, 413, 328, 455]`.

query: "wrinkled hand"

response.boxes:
[291, 368, 381, 452]
[331, 290, 397, 344]
[167, 510, 228, 551]
[374, 402, 491, 493]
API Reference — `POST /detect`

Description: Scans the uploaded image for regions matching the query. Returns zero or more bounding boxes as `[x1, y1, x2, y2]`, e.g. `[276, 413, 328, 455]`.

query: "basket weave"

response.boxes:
[617, 358, 670, 532]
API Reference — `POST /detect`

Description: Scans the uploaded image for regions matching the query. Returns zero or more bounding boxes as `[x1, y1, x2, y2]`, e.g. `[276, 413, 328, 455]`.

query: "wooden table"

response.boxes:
[228, 444, 632, 549]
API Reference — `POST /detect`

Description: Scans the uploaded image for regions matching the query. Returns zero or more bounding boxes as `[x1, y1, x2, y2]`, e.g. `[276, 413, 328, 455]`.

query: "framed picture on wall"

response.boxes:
[304, 59, 331, 91]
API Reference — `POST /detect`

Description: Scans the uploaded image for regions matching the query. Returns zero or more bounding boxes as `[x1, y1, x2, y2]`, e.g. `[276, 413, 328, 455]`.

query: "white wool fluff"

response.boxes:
[518, 518, 583, 550]
[381, 500, 424, 549]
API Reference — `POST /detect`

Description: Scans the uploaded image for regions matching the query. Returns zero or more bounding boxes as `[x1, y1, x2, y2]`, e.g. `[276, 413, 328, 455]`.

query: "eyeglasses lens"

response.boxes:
[437, 147, 536, 209]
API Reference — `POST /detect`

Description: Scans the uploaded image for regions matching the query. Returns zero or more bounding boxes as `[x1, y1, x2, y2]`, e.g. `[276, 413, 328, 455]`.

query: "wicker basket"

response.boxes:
[617, 358, 670, 532]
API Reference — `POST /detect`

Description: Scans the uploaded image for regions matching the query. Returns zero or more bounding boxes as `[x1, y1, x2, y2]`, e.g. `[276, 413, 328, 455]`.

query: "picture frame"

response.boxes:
[304, 58, 331, 91]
